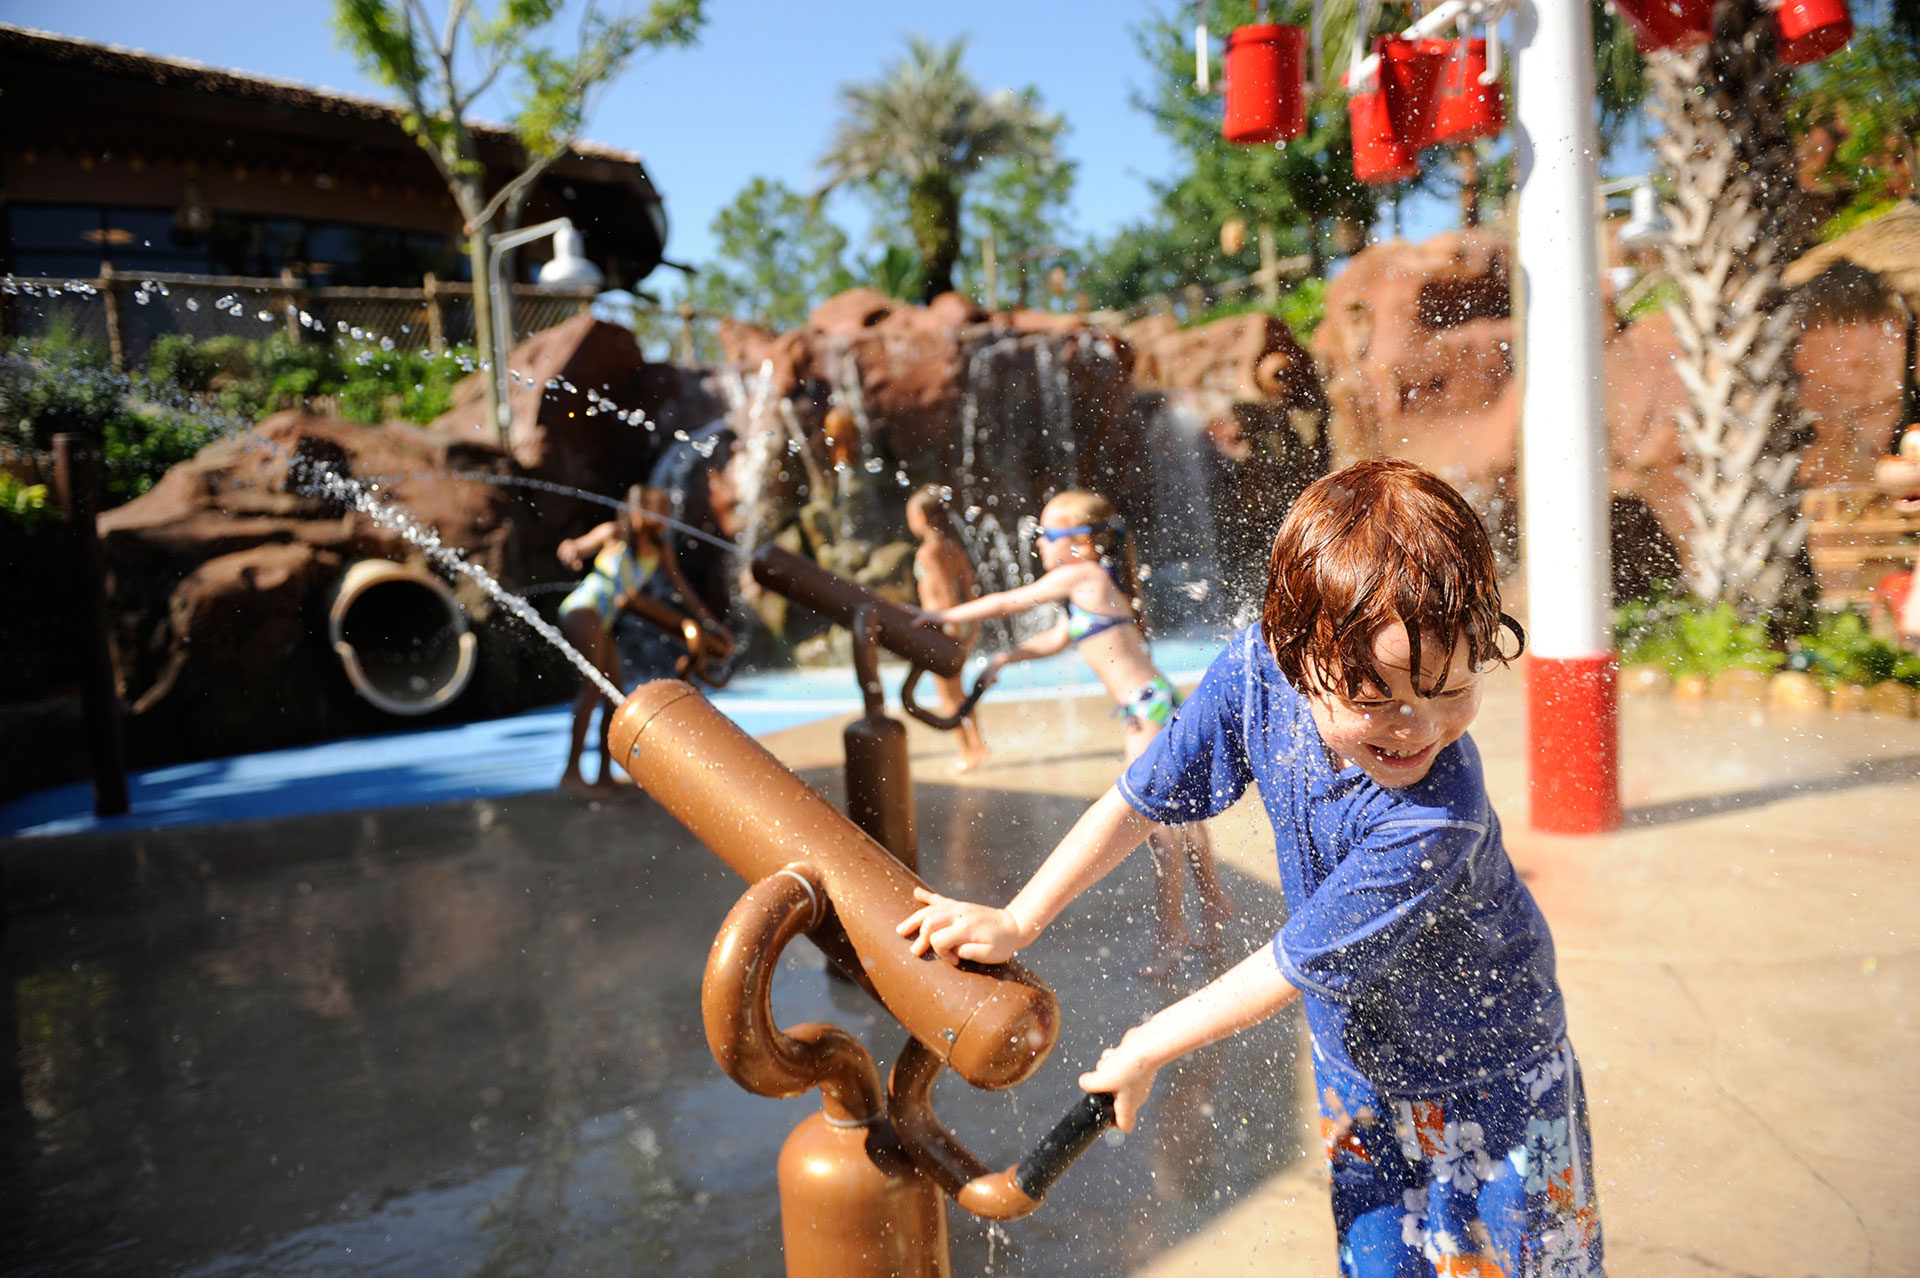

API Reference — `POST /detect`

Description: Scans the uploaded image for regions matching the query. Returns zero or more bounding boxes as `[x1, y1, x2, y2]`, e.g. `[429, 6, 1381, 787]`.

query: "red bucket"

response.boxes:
[1349, 88, 1420, 185]
[1609, 0, 1714, 51]
[1776, 0, 1853, 65]
[1432, 37, 1505, 146]
[1375, 35, 1449, 151]
[1223, 23, 1307, 144]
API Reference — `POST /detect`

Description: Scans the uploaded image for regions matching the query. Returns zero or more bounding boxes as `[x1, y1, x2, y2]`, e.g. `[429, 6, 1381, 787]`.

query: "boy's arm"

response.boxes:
[1080, 946, 1300, 1132]
[898, 786, 1155, 963]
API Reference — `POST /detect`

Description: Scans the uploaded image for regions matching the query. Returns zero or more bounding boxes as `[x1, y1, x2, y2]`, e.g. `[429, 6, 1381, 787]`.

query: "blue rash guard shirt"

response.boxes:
[1117, 625, 1566, 1098]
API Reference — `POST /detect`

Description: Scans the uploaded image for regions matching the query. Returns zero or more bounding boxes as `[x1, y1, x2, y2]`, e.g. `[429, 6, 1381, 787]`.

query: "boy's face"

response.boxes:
[1303, 623, 1482, 788]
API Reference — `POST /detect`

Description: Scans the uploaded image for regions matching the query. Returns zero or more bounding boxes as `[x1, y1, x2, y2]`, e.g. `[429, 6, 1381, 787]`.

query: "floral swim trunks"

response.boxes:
[1316, 1038, 1605, 1277]
[1119, 674, 1178, 728]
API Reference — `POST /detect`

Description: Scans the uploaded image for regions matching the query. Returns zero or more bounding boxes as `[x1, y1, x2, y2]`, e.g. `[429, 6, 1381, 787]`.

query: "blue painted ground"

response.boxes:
[0, 637, 1225, 839]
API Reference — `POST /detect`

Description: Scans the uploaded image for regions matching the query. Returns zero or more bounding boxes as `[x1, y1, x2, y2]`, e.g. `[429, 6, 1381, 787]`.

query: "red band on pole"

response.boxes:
[1525, 654, 1620, 834]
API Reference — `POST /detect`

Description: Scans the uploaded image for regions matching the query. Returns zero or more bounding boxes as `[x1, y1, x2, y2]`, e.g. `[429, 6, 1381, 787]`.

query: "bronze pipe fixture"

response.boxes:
[707, 867, 951, 1277]
[625, 590, 737, 688]
[610, 680, 1059, 1091]
[704, 867, 885, 1122]
[845, 607, 917, 869]
[750, 543, 964, 676]
[887, 1039, 1117, 1222]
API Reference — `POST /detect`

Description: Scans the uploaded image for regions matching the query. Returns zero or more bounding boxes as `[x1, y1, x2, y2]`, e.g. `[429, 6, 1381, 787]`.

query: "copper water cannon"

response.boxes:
[609, 679, 1058, 1091]
[624, 591, 736, 688]
[750, 544, 964, 676]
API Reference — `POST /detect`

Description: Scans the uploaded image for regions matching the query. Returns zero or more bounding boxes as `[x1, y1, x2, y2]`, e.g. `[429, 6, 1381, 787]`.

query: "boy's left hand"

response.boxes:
[1079, 1035, 1161, 1133]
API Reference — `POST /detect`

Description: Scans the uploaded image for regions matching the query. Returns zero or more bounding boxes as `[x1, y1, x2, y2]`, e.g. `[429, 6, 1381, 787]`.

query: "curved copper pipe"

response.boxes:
[610, 681, 1059, 1092]
[887, 1038, 1041, 1221]
[899, 664, 993, 731]
[625, 591, 736, 689]
[704, 866, 884, 1124]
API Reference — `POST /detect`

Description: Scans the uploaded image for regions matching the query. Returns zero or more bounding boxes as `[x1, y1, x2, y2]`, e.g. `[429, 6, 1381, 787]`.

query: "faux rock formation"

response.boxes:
[97, 412, 542, 762]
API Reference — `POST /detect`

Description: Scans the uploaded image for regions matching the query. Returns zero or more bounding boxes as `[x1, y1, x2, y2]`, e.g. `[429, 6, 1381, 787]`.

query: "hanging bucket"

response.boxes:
[1222, 23, 1307, 144]
[1349, 88, 1420, 185]
[1608, 0, 1714, 52]
[1432, 37, 1505, 146]
[1374, 35, 1449, 151]
[1776, 0, 1853, 65]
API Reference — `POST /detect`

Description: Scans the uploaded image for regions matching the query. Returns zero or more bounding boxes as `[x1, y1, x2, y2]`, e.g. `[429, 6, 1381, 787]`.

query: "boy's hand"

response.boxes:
[1078, 1034, 1162, 1134]
[896, 887, 1029, 964]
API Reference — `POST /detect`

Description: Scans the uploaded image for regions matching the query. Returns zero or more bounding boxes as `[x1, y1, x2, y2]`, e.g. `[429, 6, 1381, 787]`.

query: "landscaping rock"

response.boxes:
[1620, 664, 1672, 696]
[1674, 673, 1711, 700]
[1829, 683, 1873, 713]
[1868, 681, 1917, 716]
[1767, 670, 1828, 711]
[1711, 668, 1772, 701]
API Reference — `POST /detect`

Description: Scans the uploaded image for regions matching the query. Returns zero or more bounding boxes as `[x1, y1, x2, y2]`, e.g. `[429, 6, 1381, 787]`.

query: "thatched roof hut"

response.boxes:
[1785, 202, 1920, 431]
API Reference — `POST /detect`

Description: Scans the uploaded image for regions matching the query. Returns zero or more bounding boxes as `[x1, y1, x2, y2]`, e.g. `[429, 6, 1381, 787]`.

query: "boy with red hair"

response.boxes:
[900, 459, 1603, 1276]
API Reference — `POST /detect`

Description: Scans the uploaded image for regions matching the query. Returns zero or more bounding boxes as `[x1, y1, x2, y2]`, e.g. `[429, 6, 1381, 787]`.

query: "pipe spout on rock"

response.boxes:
[327, 558, 476, 716]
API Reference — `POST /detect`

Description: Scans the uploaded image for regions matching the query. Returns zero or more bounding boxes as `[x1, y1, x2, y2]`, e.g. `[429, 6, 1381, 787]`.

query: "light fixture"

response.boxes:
[536, 222, 604, 291]
[174, 182, 213, 234]
[1616, 183, 1671, 253]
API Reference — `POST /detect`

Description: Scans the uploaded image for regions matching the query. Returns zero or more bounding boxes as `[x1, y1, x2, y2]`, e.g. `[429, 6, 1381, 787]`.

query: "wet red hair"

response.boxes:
[1262, 459, 1523, 697]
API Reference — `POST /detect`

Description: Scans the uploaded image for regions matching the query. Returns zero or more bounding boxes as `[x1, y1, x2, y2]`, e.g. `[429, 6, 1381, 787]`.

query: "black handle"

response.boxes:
[1012, 1092, 1117, 1203]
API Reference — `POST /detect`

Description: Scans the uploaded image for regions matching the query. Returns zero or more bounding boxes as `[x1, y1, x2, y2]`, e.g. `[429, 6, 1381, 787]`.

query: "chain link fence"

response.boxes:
[1, 270, 595, 367]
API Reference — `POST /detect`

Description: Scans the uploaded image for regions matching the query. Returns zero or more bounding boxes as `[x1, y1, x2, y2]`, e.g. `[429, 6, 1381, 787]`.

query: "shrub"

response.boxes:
[1787, 608, 1920, 690]
[0, 472, 57, 533]
[1615, 584, 1783, 677]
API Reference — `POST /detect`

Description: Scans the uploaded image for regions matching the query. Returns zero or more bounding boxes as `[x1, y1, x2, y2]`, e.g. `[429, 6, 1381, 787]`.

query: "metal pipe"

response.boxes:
[750, 545, 965, 677]
[609, 680, 1058, 1090]
[326, 559, 477, 716]
[486, 217, 577, 448]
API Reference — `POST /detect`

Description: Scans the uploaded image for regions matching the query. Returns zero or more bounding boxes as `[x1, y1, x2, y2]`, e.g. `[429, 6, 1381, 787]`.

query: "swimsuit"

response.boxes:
[1065, 600, 1136, 644]
[559, 541, 657, 629]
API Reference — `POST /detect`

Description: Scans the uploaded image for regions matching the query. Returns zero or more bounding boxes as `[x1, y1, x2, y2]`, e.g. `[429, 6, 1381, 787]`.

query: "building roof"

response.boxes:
[1784, 202, 1920, 307]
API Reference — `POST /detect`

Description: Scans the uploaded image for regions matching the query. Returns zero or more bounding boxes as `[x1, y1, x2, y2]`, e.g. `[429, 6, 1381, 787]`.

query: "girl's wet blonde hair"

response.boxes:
[1042, 490, 1146, 629]
[907, 485, 964, 542]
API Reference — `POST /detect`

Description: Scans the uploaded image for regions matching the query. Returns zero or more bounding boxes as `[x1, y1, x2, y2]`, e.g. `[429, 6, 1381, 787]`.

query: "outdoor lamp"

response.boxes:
[536, 221, 604, 291]
[1616, 182, 1671, 253]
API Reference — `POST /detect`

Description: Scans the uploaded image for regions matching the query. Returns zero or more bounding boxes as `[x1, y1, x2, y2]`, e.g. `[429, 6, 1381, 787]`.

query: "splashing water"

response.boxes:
[297, 461, 624, 704]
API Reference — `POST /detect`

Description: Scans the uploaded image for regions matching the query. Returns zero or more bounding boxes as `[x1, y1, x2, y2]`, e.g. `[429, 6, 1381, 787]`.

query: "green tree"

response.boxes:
[818, 37, 1060, 302]
[684, 177, 857, 330]
[960, 144, 1078, 308]
[332, 0, 706, 435]
[1789, 0, 1920, 232]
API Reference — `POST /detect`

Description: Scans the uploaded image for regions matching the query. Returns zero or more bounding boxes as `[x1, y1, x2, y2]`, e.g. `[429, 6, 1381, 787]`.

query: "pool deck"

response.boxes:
[2, 662, 1916, 1274]
[757, 666, 1920, 1277]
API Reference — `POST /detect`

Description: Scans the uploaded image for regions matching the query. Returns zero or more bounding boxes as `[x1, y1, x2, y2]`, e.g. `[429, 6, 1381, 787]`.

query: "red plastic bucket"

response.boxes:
[1432, 37, 1505, 146]
[1375, 35, 1449, 151]
[1609, 0, 1714, 51]
[1348, 88, 1420, 185]
[1776, 0, 1853, 65]
[1223, 23, 1307, 144]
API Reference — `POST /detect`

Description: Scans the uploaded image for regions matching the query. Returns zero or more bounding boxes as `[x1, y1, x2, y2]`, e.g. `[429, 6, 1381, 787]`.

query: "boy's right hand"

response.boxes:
[896, 887, 1030, 964]
[1078, 1034, 1162, 1134]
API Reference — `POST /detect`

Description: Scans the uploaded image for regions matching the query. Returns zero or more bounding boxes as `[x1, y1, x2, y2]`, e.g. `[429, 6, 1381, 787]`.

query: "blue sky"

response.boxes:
[6, 0, 1210, 270]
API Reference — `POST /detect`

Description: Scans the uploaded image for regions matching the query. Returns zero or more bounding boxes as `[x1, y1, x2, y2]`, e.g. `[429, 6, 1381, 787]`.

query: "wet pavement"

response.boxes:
[4, 667, 1918, 1276]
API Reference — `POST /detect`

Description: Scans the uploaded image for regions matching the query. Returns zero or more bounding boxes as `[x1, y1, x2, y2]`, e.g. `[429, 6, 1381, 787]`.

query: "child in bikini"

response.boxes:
[556, 485, 719, 796]
[901, 460, 1604, 1276]
[915, 488, 1234, 979]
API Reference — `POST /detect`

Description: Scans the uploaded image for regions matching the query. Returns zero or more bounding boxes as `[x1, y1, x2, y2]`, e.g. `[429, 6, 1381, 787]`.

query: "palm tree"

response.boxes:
[819, 37, 1060, 303]
[1644, 0, 1816, 623]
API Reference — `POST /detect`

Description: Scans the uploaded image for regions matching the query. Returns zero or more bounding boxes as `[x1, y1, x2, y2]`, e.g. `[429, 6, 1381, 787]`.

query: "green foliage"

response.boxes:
[1277, 276, 1328, 344]
[0, 472, 56, 532]
[868, 245, 927, 304]
[1789, 7, 1920, 227]
[1787, 608, 1920, 689]
[683, 177, 857, 328]
[1615, 584, 1784, 677]
[958, 138, 1079, 308]
[100, 404, 227, 501]
[332, 343, 468, 424]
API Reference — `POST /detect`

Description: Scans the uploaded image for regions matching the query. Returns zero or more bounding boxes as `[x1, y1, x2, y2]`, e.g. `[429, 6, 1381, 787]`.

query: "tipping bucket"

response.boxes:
[1348, 88, 1420, 185]
[1432, 37, 1505, 146]
[1375, 35, 1448, 151]
[1608, 0, 1714, 51]
[1776, 0, 1853, 65]
[1222, 23, 1306, 145]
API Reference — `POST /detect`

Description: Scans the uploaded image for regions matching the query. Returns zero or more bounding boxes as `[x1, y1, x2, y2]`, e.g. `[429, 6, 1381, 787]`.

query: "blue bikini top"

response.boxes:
[1066, 600, 1136, 644]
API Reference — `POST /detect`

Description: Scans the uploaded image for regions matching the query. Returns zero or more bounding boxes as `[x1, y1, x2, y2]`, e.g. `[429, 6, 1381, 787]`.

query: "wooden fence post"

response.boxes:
[280, 267, 304, 344]
[99, 262, 126, 371]
[52, 433, 129, 817]
[423, 272, 445, 350]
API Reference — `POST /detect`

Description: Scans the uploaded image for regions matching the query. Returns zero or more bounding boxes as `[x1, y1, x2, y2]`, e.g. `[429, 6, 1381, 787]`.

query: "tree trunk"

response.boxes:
[458, 178, 504, 449]
[1647, 0, 1816, 625]
[908, 173, 960, 303]
[1457, 146, 1480, 229]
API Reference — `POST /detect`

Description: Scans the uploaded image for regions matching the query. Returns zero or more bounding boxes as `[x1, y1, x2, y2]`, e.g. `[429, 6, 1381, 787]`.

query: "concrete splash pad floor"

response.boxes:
[3, 668, 1918, 1275]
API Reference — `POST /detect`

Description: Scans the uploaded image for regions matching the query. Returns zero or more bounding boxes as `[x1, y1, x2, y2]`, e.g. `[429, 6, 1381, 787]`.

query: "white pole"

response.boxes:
[1512, 0, 1620, 832]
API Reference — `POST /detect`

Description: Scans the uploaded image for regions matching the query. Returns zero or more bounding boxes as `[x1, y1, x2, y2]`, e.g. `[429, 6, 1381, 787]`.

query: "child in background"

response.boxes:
[915, 489, 1234, 979]
[556, 485, 718, 796]
[901, 460, 1603, 1276]
[906, 486, 991, 772]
